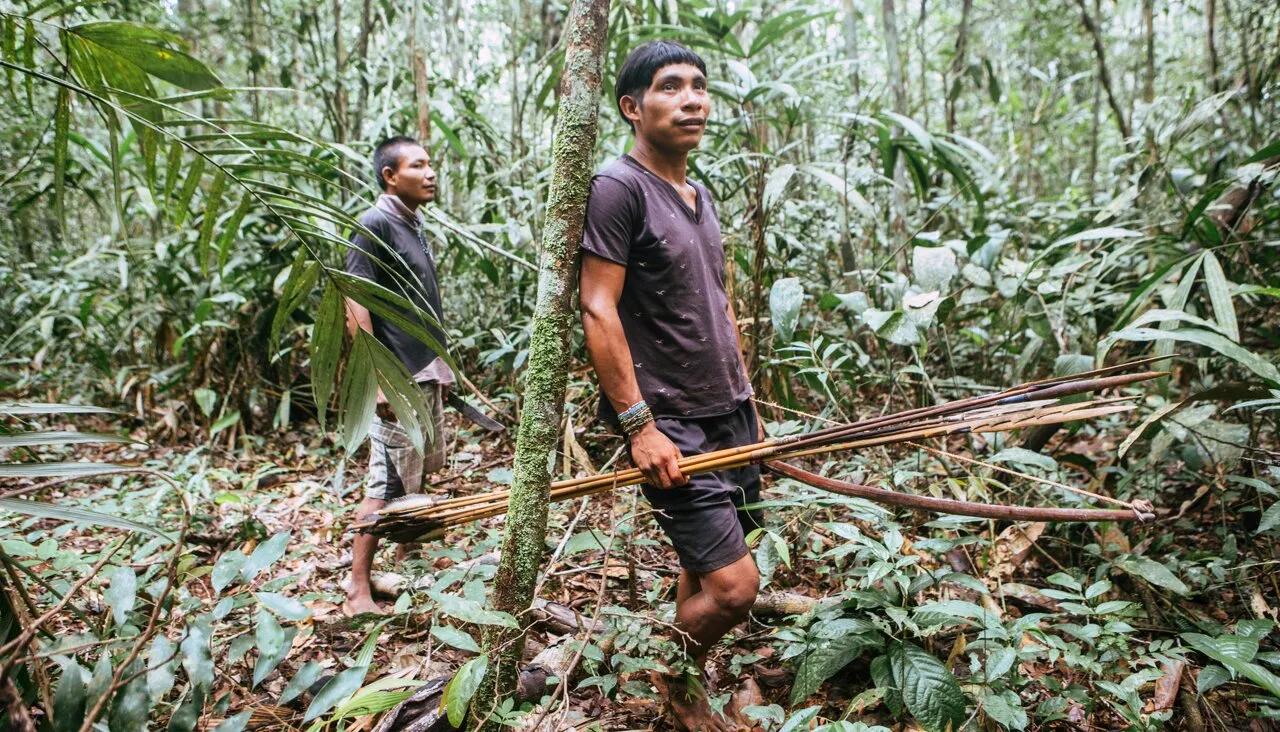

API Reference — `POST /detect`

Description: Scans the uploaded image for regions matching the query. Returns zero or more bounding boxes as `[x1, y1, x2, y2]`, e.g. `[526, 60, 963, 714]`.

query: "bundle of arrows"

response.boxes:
[358, 359, 1165, 543]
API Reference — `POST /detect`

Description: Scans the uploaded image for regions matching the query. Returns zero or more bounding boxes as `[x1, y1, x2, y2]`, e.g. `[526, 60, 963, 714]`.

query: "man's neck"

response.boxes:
[628, 137, 688, 187]
[385, 191, 420, 213]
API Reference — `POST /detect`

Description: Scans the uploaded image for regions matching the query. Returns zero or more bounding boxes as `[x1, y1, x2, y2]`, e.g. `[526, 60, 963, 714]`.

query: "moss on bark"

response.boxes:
[470, 0, 611, 728]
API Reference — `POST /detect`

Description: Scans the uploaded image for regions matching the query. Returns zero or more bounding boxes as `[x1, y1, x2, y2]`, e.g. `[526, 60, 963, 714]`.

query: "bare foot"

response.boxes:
[654, 671, 736, 732]
[341, 594, 386, 617]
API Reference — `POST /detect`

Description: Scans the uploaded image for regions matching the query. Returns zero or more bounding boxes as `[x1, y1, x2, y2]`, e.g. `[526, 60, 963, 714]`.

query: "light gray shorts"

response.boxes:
[366, 384, 447, 500]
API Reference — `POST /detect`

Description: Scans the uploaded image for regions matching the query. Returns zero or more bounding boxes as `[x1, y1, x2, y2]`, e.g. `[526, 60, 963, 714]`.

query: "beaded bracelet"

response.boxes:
[618, 400, 654, 436]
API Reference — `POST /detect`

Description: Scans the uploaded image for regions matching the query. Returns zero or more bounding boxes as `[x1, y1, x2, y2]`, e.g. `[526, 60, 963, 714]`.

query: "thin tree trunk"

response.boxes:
[1073, 0, 1132, 142]
[350, 0, 375, 137]
[947, 0, 972, 134]
[881, 0, 909, 250]
[471, 0, 610, 726]
[916, 0, 928, 128]
[841, 0, 860, 96]
[1086, 0, 1101, 203]
[329, 0, 348, 142]
[1206, 0, 1220, 92]
[411, 0, 430, 150]
[1142, 0, 1155, 103]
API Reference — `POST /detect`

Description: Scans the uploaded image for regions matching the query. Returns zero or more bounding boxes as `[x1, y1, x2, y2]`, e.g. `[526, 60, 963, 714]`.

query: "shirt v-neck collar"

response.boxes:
[622, 154, 702, 223]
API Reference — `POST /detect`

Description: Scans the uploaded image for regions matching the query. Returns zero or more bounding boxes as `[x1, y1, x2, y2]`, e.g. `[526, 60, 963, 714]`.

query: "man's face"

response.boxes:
[624, 63, 710, 153]
[383, 144, 437, 206]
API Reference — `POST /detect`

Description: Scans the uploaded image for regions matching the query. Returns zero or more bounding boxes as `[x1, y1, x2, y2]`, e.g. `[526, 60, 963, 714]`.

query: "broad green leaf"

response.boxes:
[211, 711, 251, 732]
[0, 462, 133, 478]
[1202, 251, 1239, 342]
[253, 614, 296, 688]
[270, 254, 320, 347]
[1197, 664, 1231, 694]
[180, 615, 214, 690]
[1113, 555, 1188, 595]
[339, 331, 380, 454]
[105, 565, 137, 625]
[1183, 633, 1280, 698]
[989, 447, 1057, 472]
[980, 689, 1027, 730]
[770, 277, 804, 343]
[430, 625, 480, 653]
[763, 163, 796, 209]
[196, 169, 227, 272]
[211, 550, 246, 594]
[443, 654, 489, 727]
[216, 192, 253, 270]
[279, 661, 323, 706]
[791, 633, 879, 705]
[887, 641, 966, 732]
[305, 665, 370, 722]
[171, 155, 205, 227]
[560, 529, 611, 558]
[310, 282, 344, 429]
[53, 658, 88, 732]
[1051, 226, 1142, 248]
[0, 430, 142, 448]
[209, 410, 241, 437]
[1103, 326, 1280, 384]
[0, 498, 171, 542]
[0, 402, 118, 416]
[912, 246, 957, 292]
[147, 635, 177, 703]
[430, 592, 519, 628]
[255, 592, 312, 621]
[363, 331, 435, 453]
[241, 532, 290, 583]
[883, 111, 933, 152]
[70, 22, 222, 90]
[1257, 503, 1280, 534]
[107, 658, 149, 731]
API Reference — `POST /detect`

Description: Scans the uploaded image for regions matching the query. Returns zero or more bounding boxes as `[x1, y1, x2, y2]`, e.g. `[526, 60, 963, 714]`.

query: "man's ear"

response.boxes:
[380, 165, 396, 186]
[619, 94, 642, 126]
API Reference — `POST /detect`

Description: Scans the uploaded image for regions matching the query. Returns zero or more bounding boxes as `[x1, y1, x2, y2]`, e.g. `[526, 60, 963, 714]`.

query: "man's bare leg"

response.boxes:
[344, 496, 387, 616]
[665, 552, 758, 732]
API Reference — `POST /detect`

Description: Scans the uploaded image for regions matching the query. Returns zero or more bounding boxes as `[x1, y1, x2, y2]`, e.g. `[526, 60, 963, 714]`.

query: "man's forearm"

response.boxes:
[345, 297, 375, 338]
[582, 305, 645, 415]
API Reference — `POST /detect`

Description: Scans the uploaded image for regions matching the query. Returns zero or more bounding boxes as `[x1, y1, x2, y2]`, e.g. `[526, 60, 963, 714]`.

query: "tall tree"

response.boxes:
[470, 0, 611, 726]
[947, 0, 973, 133]
[1206, 0, 1221, 92]
[842, 0, 861, 96]
[881, 0, 909, 245]
[1074, 0, 1132, 142]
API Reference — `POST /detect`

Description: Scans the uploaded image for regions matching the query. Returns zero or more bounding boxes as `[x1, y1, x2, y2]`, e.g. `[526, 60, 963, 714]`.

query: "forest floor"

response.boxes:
[18, 406, 1278, 731]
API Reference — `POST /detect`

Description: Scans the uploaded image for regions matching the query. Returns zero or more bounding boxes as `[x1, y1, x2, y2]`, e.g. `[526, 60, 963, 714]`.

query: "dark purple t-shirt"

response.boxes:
[581, 155, 752, 420]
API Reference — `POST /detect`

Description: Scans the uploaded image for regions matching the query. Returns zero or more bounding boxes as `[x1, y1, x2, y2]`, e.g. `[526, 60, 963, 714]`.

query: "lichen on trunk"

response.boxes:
[469, 0, 611, 727]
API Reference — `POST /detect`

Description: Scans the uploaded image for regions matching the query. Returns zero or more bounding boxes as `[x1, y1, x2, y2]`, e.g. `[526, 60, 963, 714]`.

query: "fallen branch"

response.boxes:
[765, 461, 1156, 523]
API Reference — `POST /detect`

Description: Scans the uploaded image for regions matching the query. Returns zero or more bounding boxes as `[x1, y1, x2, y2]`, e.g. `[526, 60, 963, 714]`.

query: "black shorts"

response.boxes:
[641, 399, 763, 575]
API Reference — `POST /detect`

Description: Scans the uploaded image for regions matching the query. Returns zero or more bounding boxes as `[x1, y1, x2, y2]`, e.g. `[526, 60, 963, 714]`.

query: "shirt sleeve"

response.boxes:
[580, 175, 638, 266]
[345, 217, 381, 281]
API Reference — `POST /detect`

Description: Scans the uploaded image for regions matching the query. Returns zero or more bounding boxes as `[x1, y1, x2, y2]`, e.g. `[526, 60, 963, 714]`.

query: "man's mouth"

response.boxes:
[676, 118, 706, 129]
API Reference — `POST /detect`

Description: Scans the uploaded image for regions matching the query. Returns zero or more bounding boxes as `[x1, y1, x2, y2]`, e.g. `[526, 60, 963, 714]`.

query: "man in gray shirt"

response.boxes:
[580, 41, 761, 731]
[343, 136, 454, 616]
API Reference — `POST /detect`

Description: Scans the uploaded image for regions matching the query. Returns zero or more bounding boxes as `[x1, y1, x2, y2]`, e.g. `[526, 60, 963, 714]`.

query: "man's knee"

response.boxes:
[713, 575, 757, 617]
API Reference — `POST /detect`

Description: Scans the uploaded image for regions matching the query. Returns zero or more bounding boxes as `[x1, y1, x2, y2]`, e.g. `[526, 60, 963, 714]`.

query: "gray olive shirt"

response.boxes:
[344, 195, 453, 386]
[581, 155, 751, 420]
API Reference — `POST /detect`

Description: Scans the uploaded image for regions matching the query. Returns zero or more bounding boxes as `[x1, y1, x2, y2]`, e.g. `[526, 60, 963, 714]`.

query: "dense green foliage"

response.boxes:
[1, 0, 1279, 729]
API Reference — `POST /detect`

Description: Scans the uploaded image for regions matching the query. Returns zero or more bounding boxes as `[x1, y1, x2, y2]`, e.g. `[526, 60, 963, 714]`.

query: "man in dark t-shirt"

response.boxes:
[580, 41, 761, 732]
[342, 136, 454, 616]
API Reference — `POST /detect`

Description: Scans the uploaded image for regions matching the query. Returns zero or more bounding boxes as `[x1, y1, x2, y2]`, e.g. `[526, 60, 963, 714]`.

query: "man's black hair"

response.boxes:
[372, 135, 422, 189]
[614, 40, 707, 131]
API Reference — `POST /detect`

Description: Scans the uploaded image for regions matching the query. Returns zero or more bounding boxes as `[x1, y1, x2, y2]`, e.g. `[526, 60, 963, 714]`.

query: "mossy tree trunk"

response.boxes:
[470, 0, 610, 726]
